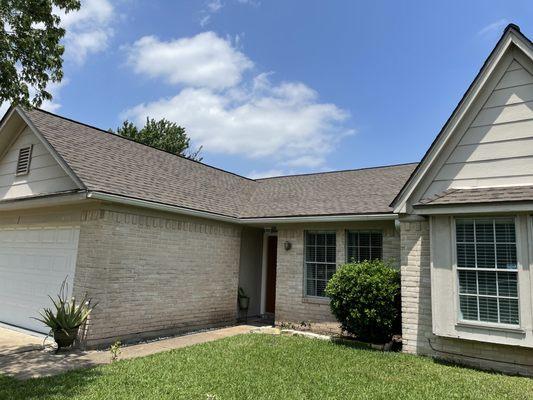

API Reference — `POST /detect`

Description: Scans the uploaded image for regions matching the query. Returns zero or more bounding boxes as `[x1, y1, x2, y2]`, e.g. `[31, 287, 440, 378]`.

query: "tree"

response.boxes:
[0, 0, 81, 107]
[113, 118, 203, 161]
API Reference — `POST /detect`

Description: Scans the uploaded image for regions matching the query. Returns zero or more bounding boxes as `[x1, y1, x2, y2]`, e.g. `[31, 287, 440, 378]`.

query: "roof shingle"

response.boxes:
[416, 186, 533, 207]
[21, 108, 417, 219]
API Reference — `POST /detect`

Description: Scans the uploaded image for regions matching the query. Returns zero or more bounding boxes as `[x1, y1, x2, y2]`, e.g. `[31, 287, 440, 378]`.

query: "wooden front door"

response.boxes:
[265, 236, 278, 314]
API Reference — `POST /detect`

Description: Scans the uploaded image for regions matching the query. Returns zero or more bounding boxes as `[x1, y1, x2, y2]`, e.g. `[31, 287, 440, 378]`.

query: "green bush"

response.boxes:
[325, 260, 400, 343]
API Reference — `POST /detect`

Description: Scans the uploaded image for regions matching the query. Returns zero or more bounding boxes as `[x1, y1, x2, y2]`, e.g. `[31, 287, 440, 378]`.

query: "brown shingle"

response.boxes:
[416, 186, 533, 207]
[22, 108, 417, 219]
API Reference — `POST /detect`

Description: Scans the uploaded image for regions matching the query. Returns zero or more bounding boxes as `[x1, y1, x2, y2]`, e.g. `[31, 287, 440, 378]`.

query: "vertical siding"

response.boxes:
[423, 59, 533, 199]
[0, 126, 76, 200]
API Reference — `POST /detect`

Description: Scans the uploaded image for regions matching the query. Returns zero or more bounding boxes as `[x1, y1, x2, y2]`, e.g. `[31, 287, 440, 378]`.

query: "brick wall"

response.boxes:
[275, 221, 400, 324]
[400, 218, 533, 376]
[74, 205, 242, 348]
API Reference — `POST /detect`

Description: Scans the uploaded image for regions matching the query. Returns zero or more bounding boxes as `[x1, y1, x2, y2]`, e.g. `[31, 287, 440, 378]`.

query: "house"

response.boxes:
[0, 23, 532, 375]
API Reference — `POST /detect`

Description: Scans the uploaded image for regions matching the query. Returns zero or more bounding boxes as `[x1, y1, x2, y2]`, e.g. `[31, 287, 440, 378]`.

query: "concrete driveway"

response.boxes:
[0, 325, 46, 356]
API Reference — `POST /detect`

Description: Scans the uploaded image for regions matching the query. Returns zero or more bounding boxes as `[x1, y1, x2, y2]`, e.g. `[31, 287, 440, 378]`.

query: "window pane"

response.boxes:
[305, 245, 315, 262]
[306, 263, 316, 279]
[317, 264, 326, 280]
[456, 220, 474, 242]
[455, 218, 519, 325]
[304, 232, 336, 297]
[346, 231, 382, 263]
[359, 232, 370, 247]
[326, 246, 336, 263]
[499, 298, 519, 325]
[347, 246, 357, 262]
[477, 271, 497, 296]
[476, 243, 495, 268]
[458, 270, 477, 294]
[457, 243, 476, 268]
[496, 244, 517, 269]
[475, 219, 494, 242]
[479, 297, 499, 323]
[306, 279, 316, 296]
[459, 295, 478, 321]
[497, 272, 518, 297]
[359, 247, 371, 261]
[316, 280, 327, 297]
[316, 246, 326, 262]
[495, 219, 515, 243]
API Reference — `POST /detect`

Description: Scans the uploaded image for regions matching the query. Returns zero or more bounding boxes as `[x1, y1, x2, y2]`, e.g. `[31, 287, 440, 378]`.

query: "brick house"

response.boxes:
[0, 24, 532, 375]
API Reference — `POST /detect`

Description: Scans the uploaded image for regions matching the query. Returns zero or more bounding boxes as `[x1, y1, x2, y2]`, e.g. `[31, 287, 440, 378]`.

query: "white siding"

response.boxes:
[423, 59, 533, 199]
[0, 126, 77, 200]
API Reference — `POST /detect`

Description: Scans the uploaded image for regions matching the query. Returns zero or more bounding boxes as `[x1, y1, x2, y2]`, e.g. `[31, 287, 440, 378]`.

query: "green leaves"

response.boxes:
[0, 0, 80, 107]
[34, 278, 96, 334]
[113, 117, 203, 161]
[325, 259, 401, 343]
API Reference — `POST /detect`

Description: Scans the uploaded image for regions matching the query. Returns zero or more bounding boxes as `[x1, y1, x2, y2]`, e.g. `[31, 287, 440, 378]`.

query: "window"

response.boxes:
[16, 145, 33, 175]
[456, 218, 519, 325]
[346, 231, 382, 262]
[305, 231, 336, 297]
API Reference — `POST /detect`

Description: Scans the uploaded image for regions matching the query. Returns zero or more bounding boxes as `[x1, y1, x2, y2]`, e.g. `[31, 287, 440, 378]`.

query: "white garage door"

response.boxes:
[0, 225, 80, 333]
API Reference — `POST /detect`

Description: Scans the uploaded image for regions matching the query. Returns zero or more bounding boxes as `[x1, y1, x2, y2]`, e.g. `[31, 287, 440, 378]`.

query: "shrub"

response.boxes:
[325, 259, 400, 343]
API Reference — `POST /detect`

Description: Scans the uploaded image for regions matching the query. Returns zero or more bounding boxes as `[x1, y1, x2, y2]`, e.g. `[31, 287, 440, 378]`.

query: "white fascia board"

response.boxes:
[87, 191, 398, 225]
[413, 202, 533, 215]
[239, 214, 398, 224]
[0, 191, 88, 211]
[392, 31, 522, 214]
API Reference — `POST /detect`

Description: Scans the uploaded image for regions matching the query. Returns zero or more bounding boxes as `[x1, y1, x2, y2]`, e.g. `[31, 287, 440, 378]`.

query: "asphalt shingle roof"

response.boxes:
[22, 108, 418, 219]
[416, 186, 533, 207]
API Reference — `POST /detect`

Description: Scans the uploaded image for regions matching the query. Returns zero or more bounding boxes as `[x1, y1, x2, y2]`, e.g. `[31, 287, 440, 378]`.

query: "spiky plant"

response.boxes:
[35, 278, 96, 334]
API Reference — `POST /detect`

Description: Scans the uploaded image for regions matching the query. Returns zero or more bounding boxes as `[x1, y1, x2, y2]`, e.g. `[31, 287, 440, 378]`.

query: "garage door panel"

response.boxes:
[0, 226, 79, 333]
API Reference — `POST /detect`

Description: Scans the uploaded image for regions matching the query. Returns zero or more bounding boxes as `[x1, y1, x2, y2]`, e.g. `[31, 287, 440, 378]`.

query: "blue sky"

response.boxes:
[10, 0, 533, 178]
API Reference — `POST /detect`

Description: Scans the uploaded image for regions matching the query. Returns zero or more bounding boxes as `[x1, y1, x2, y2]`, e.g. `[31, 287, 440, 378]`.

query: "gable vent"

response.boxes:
[16, 145, 33, 175]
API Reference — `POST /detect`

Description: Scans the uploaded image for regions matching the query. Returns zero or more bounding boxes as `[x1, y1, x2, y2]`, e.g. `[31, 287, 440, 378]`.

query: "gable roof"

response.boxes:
[10, 107, 416, 220]
[390, 24, 533, 213]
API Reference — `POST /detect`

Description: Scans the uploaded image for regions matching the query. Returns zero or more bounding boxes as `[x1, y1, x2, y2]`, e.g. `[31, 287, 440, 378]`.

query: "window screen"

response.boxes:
[346, 231, 382, 262]
[305, 231, 336, 297]
[456, 218, 519, 325]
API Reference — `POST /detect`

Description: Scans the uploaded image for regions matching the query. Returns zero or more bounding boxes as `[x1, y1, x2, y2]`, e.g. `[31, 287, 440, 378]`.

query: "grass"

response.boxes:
[1, 334, 532, 400]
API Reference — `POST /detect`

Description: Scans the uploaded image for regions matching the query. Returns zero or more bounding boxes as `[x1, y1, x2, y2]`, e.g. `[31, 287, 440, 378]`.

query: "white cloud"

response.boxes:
[56, 0, 114, 64]
[207, 0, 224, 13]
[123, 73, 352, 166]
[247, 169, 284, 179]
[0, 103, 9, 118]
[126, 32, 253, 89]
[478, 19, 508, 36]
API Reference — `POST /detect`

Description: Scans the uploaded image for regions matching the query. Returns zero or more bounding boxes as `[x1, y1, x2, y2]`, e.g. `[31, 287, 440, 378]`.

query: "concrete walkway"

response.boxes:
[0, 324, 260, 380]
[0, 325, 48, 356]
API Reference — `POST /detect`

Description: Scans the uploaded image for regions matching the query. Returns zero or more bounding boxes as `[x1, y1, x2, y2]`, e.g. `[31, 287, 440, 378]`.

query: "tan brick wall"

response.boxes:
[275, 221, 400, 324]
[400, 218, 533, 376]
[74, 204, 242, 347]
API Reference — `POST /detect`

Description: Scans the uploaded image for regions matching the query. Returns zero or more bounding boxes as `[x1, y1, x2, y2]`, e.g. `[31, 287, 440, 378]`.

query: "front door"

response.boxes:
[265, 236, 278, 314]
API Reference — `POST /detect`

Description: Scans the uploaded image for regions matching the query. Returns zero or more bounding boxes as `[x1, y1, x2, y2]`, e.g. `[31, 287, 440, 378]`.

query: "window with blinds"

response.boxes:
[456, 218, 519, 325]
[304, 231, 336, 297]
[346, 231, 382, 262]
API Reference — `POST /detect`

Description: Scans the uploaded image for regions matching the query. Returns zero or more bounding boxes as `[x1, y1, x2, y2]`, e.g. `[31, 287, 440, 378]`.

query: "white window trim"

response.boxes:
[303, 230, 336, 299]
[345, 229, 383, 263]
[452, 216, 522, 329]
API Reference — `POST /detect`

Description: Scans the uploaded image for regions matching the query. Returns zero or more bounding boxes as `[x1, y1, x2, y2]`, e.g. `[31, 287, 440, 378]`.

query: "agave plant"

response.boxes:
[35, 278, 96, 336]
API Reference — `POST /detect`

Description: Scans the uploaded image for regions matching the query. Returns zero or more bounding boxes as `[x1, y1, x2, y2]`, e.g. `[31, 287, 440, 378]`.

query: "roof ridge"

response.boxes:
[24, 107, 257, 183]
[255, 162, 419, 181]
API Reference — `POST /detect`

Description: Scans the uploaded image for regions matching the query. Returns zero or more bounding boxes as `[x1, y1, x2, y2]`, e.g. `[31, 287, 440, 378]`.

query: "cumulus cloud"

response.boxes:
[123, 31, 353, 174]
[56, 0, 114, 64]
[127, 32, 253, 89]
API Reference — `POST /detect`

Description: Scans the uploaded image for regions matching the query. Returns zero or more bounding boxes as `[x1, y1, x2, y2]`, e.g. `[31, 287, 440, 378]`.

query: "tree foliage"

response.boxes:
[113, 118, 202, 161]
[325, 259, 401, 343]
[0, 0, 80, 107]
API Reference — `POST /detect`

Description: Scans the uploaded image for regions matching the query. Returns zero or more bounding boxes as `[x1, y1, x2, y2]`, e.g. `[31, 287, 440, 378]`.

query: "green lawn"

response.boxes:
[1, 334, 532, 400]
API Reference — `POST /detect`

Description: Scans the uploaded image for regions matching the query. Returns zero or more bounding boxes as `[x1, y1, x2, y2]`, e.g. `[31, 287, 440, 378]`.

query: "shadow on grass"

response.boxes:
[0, 366, 104, 400]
